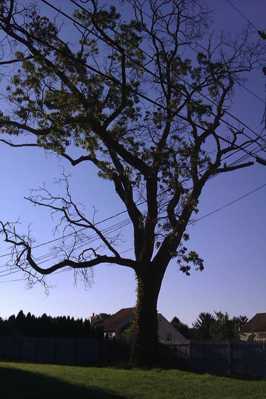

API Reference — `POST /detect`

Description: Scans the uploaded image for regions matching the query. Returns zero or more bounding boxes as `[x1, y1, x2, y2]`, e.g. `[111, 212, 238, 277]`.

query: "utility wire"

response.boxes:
[0, 246, 134, 284]
[40, 0, 266, 154]
[1, 1, 266, 281]
[0, 180, 265, 283]
[221, 130, 266, 165]
[0, 0, 265, 261]
[71, 0, 264, 141]
[0, 140, 261, 263]
[192, 182, 266, 223]
[191, 37, 265, 117]
[71, 0, 266, 163]
[235, 81, 265, 105]
[0, 211, 134, 259]
[225, 0, 260, 33]
[223, 0, 266, 117]
[0, 136, 264, 262]
[0, 219, 131, 279]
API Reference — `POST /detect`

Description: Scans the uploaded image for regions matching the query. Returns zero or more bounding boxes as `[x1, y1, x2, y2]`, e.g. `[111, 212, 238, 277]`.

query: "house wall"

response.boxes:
[240, 332, 266, 343]
[103, 311, 189, 347]
[104, 332, 116, 339]
[157, 314, 189, 346]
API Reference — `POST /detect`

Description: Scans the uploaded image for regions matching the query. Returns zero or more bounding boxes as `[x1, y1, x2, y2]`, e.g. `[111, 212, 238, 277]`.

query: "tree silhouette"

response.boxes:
[192, 311, 248, 341]
[193, 312, 215, 340]
[0, 0, 263, 365]
[0, 310, 97, 338]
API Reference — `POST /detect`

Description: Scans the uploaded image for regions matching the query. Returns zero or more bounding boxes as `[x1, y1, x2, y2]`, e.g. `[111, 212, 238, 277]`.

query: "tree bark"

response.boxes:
[131, 267, 163, 367]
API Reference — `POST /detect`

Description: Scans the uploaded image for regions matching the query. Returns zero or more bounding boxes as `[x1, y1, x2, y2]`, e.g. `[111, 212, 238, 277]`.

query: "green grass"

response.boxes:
[0, 362, 266, 399]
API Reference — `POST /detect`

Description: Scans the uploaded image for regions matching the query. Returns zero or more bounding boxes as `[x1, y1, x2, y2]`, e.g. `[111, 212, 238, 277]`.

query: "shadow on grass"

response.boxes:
[0, 366, 125, 399]
[179, 366, 266, 382]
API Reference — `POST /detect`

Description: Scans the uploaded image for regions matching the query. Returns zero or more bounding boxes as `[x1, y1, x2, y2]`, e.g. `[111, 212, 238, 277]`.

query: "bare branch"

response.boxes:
[0, 222, 136, 278]
[0, 55, 32, 65]
[216, 161, 254, 174]
[0, 139, 39, 148]
[24, 178, 122, 258]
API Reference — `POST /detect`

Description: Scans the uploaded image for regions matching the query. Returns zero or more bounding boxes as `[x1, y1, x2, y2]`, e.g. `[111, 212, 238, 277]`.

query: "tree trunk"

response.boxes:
[131, 269, 163, 367]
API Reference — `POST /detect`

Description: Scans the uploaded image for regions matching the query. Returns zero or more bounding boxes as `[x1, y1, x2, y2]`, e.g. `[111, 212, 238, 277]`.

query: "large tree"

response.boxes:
[0, 0, 264, 365]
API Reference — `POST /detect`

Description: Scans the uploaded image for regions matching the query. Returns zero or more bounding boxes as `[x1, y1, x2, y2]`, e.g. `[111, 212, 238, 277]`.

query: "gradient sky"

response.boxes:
[0, 0, 265, 326]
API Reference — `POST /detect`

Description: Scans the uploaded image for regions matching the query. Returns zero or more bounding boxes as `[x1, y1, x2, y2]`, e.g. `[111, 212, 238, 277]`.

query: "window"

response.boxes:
[166, 333, 172, 342]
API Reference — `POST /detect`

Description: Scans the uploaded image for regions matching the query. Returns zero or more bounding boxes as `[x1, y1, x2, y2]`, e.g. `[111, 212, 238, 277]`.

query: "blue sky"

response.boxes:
[0, 0, 265, 326]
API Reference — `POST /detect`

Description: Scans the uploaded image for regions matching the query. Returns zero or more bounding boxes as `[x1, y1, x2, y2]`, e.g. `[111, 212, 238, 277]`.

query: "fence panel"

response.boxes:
[35, 338, 55, 364]
[232, 343, 266, 378]
[174, 342, 266, 378]
[77, 338, 99, 364]
[0, 336, 99, 365]
[189, 342, 230, 375]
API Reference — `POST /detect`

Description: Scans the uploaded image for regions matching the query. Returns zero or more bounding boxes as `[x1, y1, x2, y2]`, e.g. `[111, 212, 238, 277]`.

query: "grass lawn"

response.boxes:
[0, 362, 266, 399]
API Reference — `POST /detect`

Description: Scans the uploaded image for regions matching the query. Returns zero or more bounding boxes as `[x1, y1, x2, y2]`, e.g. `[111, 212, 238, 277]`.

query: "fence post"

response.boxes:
[53, 338, 57, 364]
[227, 342, 232, 376]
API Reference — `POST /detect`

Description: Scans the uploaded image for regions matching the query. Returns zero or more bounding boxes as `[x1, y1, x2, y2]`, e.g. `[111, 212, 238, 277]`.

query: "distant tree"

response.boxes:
[15, 310, 26, 335]
[0, 0, 263, 365]
[234, 315, 248, 330]
[192, 312, 215, 340]
[192, 311, 248, 341]
[0, 310, 96, 338]
[210, 311, 234, 341]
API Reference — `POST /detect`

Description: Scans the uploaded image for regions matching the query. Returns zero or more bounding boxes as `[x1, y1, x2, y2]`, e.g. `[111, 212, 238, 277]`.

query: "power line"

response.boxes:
[221, 129, 266, 165]
[0, 219, 131, 279]
[119, 0, 264, 140]
[117, 0, 265, 143]
[0, 139, 260, 263]
[190, 42, 265, 141]
[235, 80, 265, 105]
[0, 209, 134, 260]
[0, 180, 265, 283]
[0, 1, 265, 265]
[146, 4, 266, 158]
[40, 0, 266, 152]
[193, 182, 266, 223]
[0, 245, 134, 284]
[228, 138, 266, 166]
[223, 0, 266, 110]
[225, 0, 259, 33]
[80, 0, 266, 158]
[0, 139, 263, 263]
[191, 37, 265, 116]
[36, 219, 130, 265]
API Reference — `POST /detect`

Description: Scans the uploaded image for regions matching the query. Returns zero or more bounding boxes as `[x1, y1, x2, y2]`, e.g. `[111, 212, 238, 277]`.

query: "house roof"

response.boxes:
[103, 308, 190, 344]
[158, 314, 189, 344]
[241, 313, 266, 333]
[103, 307, 135, 333]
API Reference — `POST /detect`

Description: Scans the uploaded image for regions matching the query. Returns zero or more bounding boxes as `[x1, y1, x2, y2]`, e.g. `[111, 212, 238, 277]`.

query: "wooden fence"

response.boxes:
[174, 342, 266, 379]
[0, 336, 99, 365]
[1, 336, 266, 378]
[0, 336, 130, 366]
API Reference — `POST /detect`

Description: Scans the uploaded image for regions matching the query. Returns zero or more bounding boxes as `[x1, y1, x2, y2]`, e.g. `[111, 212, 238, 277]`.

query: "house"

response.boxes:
[102, 307, 189, 346]
[91, 313, 111, 328]
[102, 308, 134, 339]
[240, 313, 266, 343]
